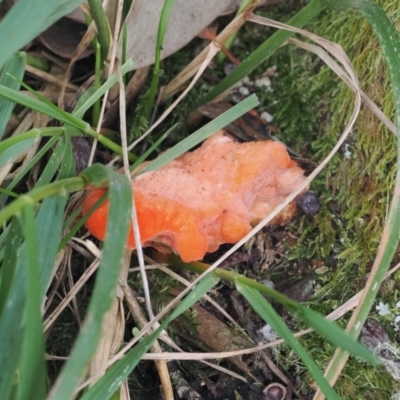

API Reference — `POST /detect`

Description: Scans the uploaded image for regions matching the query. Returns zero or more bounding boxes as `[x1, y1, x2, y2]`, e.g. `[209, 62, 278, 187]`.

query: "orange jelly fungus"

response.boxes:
[82, 131, 308, 262]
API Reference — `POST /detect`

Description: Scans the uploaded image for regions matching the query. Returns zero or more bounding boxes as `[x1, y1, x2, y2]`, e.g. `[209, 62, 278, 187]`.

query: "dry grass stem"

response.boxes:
[121, 280, 174, 400]
[117, 67, 155, 322]
[288, 38, 396, 135]
[44, 259, 100, 332]
[25, 64, 79, 92]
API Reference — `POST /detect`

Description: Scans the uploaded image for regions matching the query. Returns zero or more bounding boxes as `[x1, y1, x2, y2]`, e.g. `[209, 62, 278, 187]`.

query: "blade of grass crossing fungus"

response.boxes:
[81, 273, 219, 400]
[236, 281, 341, 400]
[48, 167, 132, 400]
[129, 123, 178, 173]
[0, 52, 26, 139]
[141, 94, 259, 173]
[16, 204, 46, 400]
[38, 136, 76, 294]
[313, 0, 400, 394]
[145, 0, 177, 118]
[197, 0, 324, 105]
[0, 0, 86, 69]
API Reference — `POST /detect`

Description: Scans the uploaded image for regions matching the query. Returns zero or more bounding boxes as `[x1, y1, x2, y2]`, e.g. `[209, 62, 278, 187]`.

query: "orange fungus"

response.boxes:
[82, 131, 308, 262]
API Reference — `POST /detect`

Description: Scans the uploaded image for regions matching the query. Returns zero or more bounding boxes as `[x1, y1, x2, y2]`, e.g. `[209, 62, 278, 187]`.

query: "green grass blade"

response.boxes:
[217, 0, 249, 63]
[18, 79, 92, 130]
[0, 84, 89, 130]
[0, 247, 26, 399]
[145, 0, 177, 118]
[197, 0, 323, 105]
[57, 133, 77, 180]
[92, 40, 102, 126]
[0, 135, 60, 204]
[0, 193, 70, 398]
[0, 126, 69, 162]
[236, 281, 340, 400]
[297, 308, 378, 364]
[141, 94, 259, 173]
[48, 166, 133, 400]
[0, 52, 26, 139]
[38, 137, 75, 294]
[16, 204, 46, 400]
[130, 123, 176, 173]
[35, 139, 67, 187]
[0, 219, 22, 319]
[73, 59, 134, 119]
[88, 0, 111, 60]
[81, 273, 219, 400]
[0, 0, 86, 69]
[0, 137, 37, 167]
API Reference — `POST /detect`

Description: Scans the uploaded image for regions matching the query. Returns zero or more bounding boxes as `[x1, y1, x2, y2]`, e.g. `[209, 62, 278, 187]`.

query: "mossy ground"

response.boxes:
[118, 1, 400, 398]
[264, 1, 400, 398]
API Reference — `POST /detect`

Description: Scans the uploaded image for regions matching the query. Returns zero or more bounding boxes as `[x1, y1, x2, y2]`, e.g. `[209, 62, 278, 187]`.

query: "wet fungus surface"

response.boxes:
[82, 131, 308, 262]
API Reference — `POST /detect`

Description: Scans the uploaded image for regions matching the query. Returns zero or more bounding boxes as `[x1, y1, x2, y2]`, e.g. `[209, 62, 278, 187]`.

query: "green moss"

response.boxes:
[269, 1, 400, 397]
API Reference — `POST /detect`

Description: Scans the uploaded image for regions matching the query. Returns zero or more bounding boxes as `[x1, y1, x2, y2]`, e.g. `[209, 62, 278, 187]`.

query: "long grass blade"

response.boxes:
[236, 281, 340, 400]
[0, 135, 60, 204]
[0, 137, 37, 167]
[145, 0, 177, 118]
[0, 219, 22, 319]
[0, 52, 25, 139]
[16, 204, 46, 400]
[0, 0, 86, 69]
[48, 165, 133, 400]
[73, 59, 134, 119]
[0, 193, 70, 398]
[88, 0, 111, 60]
[35, 138, 67, 187]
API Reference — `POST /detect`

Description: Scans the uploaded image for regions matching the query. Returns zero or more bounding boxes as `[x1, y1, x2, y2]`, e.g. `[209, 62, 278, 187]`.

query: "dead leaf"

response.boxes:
[123, 0, 241, 69]
[39, 17, 92, 60]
